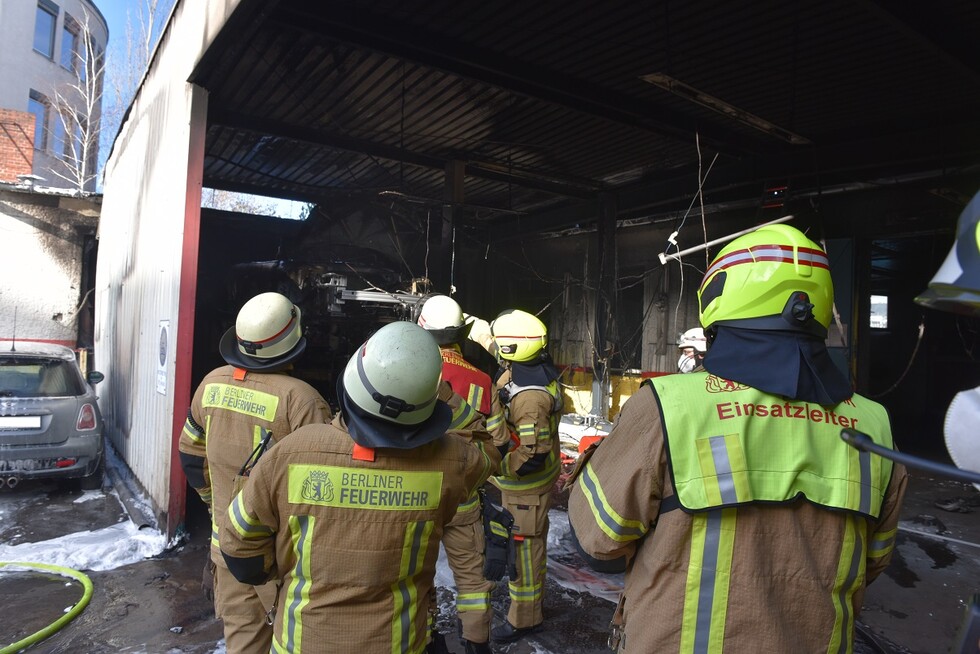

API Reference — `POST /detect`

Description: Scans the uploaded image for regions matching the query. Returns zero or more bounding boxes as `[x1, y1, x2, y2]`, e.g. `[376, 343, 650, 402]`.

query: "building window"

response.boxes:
[28, 90, 49, 150]
[870, 295, 889, 329]
[60, 15, 79, 71]
[52, 115, 68, 159]
[33, 0, 59, 59]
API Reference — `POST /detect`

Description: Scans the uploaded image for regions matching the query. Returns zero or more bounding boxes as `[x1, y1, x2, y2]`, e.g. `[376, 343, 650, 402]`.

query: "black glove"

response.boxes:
[482, 498, 515, 581]
[426, 629, 451, 654]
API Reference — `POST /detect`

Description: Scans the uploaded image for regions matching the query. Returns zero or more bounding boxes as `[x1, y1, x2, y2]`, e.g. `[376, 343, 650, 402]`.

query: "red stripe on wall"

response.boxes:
[167, 87, 207, 539]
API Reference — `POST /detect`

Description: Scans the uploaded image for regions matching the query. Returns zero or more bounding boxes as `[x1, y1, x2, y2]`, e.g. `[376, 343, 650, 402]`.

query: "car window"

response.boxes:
[0, 358, 85, 397]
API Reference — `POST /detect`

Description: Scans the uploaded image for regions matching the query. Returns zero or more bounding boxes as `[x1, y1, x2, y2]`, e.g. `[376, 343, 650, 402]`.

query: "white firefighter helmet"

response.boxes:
[492, 309, 548, 362]
[218, 292, 306, 371]
[338, 322, 451, 448]
[417, 294, 472, 345]
[677, 327, 707, 353]
[918, 190, 980, 490]
[916, 190, 980, 314]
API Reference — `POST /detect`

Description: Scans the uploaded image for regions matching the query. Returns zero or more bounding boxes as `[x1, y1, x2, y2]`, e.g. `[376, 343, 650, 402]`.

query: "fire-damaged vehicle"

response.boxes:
[222, 244, 431, 404]
[0, 342, 106, 490]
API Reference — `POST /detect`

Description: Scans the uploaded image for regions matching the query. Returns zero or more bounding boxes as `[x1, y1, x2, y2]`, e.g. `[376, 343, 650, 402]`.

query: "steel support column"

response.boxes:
[591, 193, 617, 418]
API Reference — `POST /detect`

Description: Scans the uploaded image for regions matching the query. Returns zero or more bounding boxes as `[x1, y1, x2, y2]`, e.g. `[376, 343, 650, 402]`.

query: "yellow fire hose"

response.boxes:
[0, 562, 92, 654]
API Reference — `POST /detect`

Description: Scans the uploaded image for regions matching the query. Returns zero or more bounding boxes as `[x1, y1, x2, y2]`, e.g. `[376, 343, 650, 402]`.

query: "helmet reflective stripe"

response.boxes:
[238, 308, 297, 355]
[355, 349, 436, 419]
[494, 334, 546, 342]
[234, 292, 303, 360]
[699, 225, 834, 335]
[492, 309, 549, 362]
[700, 245, 829, 293]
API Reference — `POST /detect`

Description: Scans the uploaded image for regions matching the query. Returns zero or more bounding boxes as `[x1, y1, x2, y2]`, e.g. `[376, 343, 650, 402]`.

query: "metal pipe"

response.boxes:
[657, 215, 795, 264]
[105, 459, 153, 530]
[5, 477, 18, 489]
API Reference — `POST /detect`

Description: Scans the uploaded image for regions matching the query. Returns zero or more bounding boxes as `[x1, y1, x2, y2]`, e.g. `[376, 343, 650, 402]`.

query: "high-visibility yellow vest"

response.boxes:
[649, 372, 894, 519]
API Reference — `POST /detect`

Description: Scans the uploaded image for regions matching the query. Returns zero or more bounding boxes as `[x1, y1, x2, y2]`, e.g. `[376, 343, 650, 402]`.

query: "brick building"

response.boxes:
[0, 0, 108, 192]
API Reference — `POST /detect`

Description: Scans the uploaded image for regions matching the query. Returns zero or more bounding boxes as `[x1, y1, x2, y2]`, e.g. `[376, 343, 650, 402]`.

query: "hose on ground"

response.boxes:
[0, 561, 92, 654]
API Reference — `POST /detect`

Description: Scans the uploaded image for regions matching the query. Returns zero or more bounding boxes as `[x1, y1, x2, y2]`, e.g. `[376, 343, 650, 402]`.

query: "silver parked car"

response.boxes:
[0, 342, 105, 490]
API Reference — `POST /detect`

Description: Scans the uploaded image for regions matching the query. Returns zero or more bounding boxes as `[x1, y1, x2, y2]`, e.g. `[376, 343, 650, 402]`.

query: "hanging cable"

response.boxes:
[869, 318, 926, 399]
[820, 238, 848, 347]
[424, 208, 431, 284]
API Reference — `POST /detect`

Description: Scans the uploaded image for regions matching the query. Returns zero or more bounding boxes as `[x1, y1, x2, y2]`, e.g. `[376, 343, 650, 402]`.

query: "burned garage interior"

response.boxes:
[5, 1, 979, 652]
[185, 0, 980, 460]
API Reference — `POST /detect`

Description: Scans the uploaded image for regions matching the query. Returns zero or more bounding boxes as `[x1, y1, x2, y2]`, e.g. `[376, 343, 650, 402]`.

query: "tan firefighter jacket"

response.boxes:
[568, 382, 908, 654]
[218, 412, 494, 654]
[178, 365, 332, 563]
[438, 380, 500, 527]
[489, 365, 562, 495]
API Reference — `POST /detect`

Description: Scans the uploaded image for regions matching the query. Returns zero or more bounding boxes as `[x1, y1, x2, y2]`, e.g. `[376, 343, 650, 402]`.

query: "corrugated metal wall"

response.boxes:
[95, 0, 241, 523]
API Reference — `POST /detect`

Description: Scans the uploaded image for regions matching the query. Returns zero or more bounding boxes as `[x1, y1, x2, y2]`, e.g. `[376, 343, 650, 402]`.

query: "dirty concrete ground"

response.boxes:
[1, 471, 978, 654]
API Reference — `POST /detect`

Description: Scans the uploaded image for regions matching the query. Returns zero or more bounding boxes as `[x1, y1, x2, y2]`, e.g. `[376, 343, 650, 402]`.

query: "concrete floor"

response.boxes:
[0, 469, 977, 653]
[859, 473, 980, 654]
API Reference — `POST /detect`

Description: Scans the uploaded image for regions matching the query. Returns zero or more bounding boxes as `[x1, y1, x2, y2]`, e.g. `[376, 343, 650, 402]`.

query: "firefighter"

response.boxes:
[568, 224, 908, 652]
[485, 309, 563, 644]
[417, 295, 507, 654]
[218, 321, 494, 654]
[178, 292, 332, 654]
[676, 326, 707, 373]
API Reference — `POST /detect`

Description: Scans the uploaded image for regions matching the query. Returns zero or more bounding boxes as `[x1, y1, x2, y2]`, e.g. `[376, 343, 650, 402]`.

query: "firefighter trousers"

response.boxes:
[501, 487, 552, 628]
[213, 560, 277, 654]
[444, 512, 494, 643]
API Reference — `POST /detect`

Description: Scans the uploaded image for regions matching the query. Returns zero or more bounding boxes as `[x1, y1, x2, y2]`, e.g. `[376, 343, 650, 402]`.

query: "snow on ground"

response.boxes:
[434, 509, 624, 605]
[0, 450, 172, 572]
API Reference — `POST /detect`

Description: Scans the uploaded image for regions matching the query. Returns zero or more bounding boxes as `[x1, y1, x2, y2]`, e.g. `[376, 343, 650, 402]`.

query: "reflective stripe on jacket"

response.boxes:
[220, 415, 493, 653]
[491, 370, 563, 493]
[567, 381, 908, 654]
[177, 365, 332, 562]
[649, 372, 894, 519]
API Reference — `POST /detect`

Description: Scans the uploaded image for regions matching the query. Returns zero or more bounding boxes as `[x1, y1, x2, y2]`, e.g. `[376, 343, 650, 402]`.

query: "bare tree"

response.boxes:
[98, 0, 174, 184]
[203, 188, 280, 215]
[47, 10, 105, 193]
[106, 0, 170, 114]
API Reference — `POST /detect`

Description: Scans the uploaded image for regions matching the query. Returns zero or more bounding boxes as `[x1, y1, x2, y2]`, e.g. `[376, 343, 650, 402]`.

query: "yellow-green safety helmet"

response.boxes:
[698, 224, 833, 338]
[491, 309, 548, 362]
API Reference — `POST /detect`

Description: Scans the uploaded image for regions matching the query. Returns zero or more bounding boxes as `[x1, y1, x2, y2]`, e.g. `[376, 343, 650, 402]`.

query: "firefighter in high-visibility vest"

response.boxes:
[417, 295, 507, 654]
[218, 321, 494, 654]
[485, 309, 563, 644]
[178, 292, 333, 654]
[568, 224, 909, 653]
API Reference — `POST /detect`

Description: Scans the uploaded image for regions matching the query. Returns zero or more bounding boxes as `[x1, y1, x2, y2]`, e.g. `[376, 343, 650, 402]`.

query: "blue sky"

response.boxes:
[92, 0, 128, 43]
[93, 0, 173, 50]
[92, 0, 309, 218]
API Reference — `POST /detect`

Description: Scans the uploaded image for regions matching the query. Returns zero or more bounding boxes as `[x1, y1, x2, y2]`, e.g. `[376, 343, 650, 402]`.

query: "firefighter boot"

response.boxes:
[490, 620, 539, 643]
[463, 639, 492, 654]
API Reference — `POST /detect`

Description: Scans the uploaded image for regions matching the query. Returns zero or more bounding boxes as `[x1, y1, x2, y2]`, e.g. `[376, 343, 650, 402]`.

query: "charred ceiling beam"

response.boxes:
[271, 4, 763, 157]
[208, 109, 597, 199]
[492, 123, 980, 239]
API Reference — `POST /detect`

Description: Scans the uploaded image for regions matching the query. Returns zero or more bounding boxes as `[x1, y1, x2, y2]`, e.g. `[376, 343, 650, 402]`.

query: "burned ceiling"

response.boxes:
[189, 0, 980, 239]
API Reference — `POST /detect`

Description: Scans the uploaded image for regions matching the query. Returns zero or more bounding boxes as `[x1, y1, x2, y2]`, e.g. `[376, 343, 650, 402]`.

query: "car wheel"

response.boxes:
[79, 447, 106, 491]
